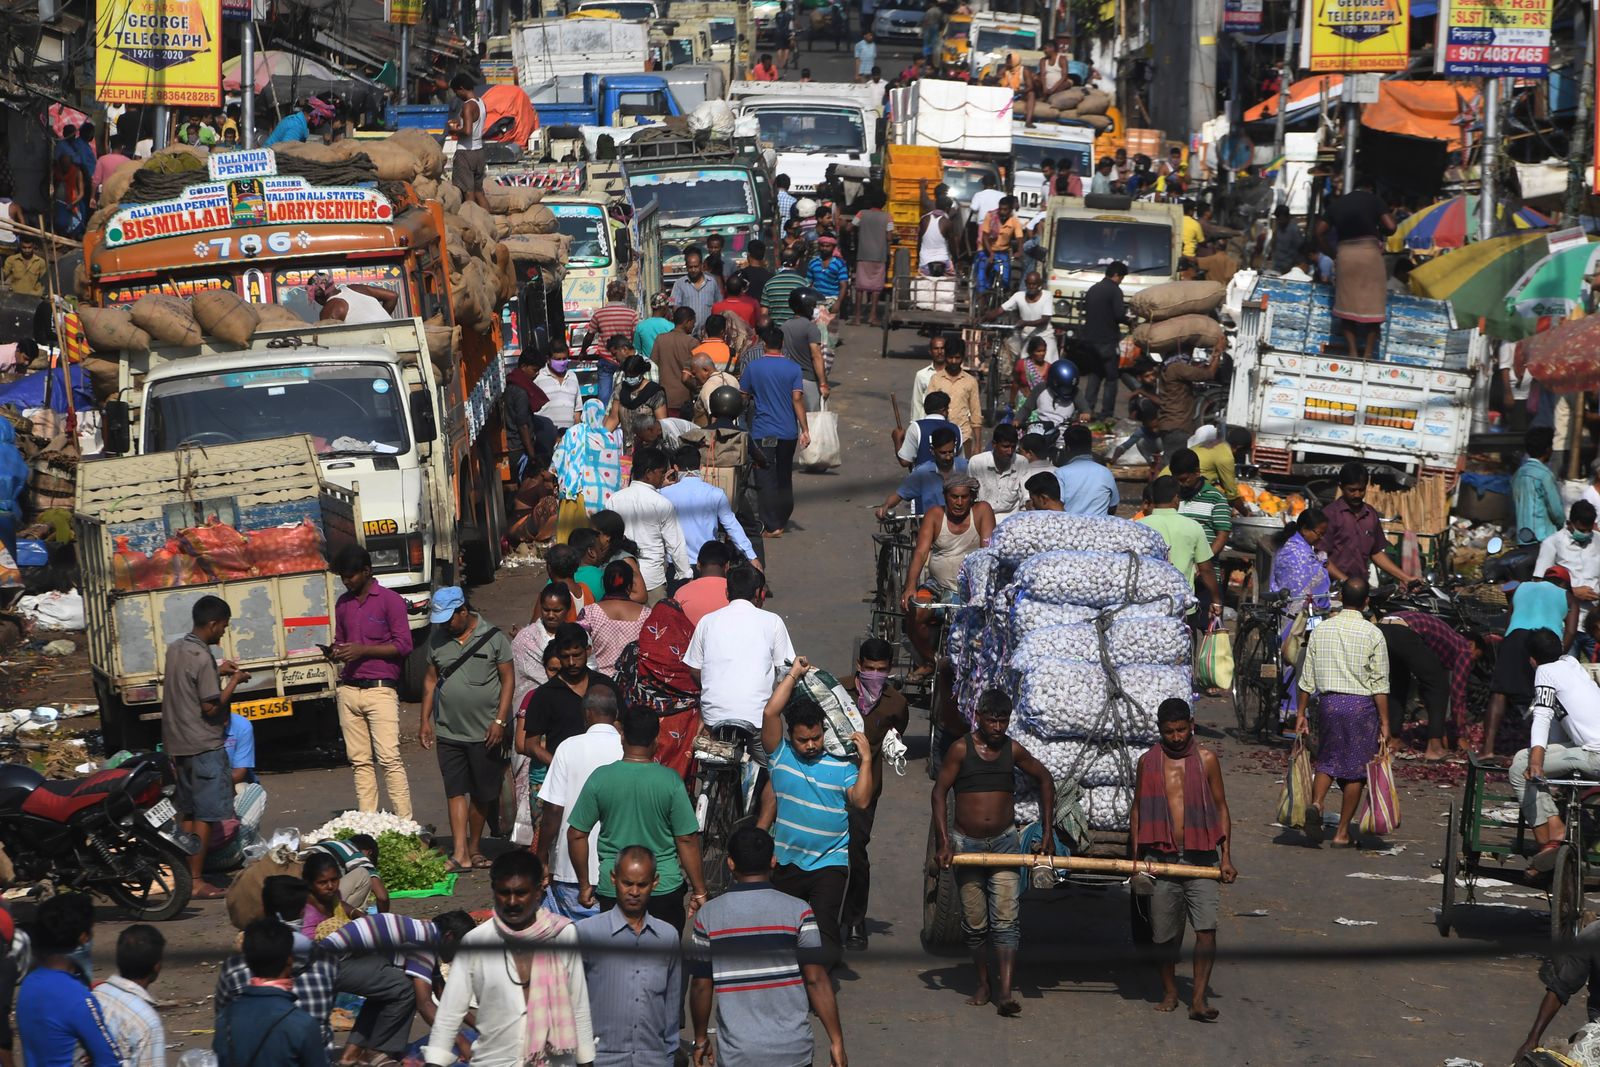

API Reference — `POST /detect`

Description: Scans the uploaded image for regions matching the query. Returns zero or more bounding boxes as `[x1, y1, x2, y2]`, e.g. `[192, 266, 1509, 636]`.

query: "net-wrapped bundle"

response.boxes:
[1024, 738, 1145, 786]
[957, 548, 1001, 605]
[1007, 598, 1100, 641]
[1009, 550, 1192, 612]
[1013, 661, 1191, 741]
[1012, 617, 1192, 669]
[945, 605, 986, 672]
[990, 511, 1169, 570]
[1014, 785, 1132, 831]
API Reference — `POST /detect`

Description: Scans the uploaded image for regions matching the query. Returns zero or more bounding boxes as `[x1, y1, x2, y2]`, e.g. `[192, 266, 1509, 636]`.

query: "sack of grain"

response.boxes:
[99, 159, 144, 209]
[485, 186, 546, 214]
[1076, 114, 1113, 131]
[129, 294, 202, 346]
[1076, 89, 1112, 116]
[425, 322, 461, 377]
[390, 129, 446, 180]
[413, 176, 439, 201]
[445, 230, 471, 270]
[451, 269, 485, 332]
[459, 201, 497, 243]
[500, 233, 570, 265]
[493, 243, 516, 304]
[438, 181, 463, 213]
[271, 141, 342, 165]
[78, 306, 150, 352]
[1128, 280, 1226, 322]
[507, 204, 558, 235]
[353, 139, 420, 182]
[226, 846, 302, 930]
[255, 304, 310, 331]
[1049, 87, 1086, 110]
[192, 289, 260, 346]
[80, 357, 122, 402]
[1131, 314, 1225, 353]
[1031, 104, 1061, 120]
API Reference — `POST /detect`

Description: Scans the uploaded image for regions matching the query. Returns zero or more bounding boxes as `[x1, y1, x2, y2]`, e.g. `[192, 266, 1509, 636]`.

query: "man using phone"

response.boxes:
[331, 545, 415, 820]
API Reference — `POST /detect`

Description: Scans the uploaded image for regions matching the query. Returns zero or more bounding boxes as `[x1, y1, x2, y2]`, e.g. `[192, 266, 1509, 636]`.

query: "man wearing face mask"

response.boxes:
[838, 637, 910, 951]
[16, 894, 118, 1067]
[1536, 500, 1600, 606]
[534, 353, 581, 431]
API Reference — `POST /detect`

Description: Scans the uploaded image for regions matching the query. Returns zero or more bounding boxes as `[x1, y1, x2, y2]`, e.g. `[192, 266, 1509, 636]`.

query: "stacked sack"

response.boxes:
[1028, 86, 1115, 129]
[1127, 279, 1226, 355]
[944, 511, 1194, 836]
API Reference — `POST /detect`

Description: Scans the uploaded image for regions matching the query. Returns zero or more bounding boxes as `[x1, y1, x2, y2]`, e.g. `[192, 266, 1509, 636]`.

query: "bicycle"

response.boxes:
[1232, 589, 1337, 742]
[870, 511, 921, 646]
[692, 722, 765, 897]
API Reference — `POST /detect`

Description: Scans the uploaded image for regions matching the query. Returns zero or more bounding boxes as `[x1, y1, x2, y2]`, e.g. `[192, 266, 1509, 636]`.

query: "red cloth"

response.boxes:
[655, 707, 702, 783]
[1134, 741, 1223, 854]
[507, 368, 549, 412]
[636, 598, 699, 694]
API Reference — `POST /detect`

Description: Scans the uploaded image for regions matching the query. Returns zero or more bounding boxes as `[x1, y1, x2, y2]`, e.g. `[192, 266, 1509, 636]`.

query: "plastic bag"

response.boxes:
[1195, 619, 1234, 689]
[1359, 753, 1400, 835]
[1275, 739, 1313, 828]
[795, 397, 841, 470]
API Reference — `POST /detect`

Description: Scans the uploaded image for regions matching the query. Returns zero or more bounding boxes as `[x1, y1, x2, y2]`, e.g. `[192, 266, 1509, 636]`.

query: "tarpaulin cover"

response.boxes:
[1521, 314, 1600, 392]
[1243, 75, 1344, 122]
[483, 84, 539, 146]
[0, 365, 92, 414]
[1361, 81, 1479, 152]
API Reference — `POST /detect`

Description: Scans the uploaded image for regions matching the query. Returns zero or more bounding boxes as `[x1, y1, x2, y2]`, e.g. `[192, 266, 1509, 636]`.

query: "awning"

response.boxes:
[1362, 80, 1479, 153]
[1242, 74, 1344, 122]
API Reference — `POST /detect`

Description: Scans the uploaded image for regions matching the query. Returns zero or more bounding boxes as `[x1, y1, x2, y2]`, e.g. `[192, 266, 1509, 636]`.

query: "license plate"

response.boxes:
[235, 697, 293, 721]
[144, 798, 176, 828]
[1259, 664, 1278, 679]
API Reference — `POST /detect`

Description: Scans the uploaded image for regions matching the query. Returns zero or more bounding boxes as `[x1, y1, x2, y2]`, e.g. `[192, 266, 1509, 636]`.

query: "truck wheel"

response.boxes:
[401, 643, 429, 703]
[459, 522, 496, 588]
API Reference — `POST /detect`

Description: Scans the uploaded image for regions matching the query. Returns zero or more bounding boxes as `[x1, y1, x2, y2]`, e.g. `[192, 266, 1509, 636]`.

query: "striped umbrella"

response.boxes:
[1388, 195, 1551, 253]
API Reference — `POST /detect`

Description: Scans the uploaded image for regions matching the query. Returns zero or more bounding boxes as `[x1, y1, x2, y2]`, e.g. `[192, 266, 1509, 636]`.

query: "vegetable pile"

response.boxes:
[307, 810, 425, 843]
[360, 830, 450, 893]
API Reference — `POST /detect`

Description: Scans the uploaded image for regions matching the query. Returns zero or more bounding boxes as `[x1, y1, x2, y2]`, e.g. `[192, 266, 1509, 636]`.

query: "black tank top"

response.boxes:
[954, 734, 1015, 794]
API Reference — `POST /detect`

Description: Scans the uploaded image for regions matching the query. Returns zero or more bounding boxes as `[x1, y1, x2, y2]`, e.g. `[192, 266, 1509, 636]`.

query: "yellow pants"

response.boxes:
[336, 684, 413, 820]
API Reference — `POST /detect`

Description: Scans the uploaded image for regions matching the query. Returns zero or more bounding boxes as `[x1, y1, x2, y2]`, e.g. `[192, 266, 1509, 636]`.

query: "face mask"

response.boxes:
[68, 938, 93, 983]
[1575, 530, 1594, 546]
[855, 669, 888, 714]
[548, 360, 570, 374]
[622, 375, 643, 387]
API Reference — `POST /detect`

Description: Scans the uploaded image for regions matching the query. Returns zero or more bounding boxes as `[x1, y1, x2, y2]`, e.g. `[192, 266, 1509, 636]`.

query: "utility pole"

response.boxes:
[153, 106, 169, 149]
[398, 25, 411, 106]
[1189, 0, 1218, 182]
[1567, 5, 1593, 221]
[1479, 76, 1500, 241]
[1341, 102, 1358, 190]
[1271, 0, 1299, 171]
[242, 17, 256, 148]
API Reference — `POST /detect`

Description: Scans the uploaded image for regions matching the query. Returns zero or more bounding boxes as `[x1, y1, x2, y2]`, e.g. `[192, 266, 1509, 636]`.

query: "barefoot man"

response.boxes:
[1129, 698, 1237, 1022]
[932, 689, 1054, 1017]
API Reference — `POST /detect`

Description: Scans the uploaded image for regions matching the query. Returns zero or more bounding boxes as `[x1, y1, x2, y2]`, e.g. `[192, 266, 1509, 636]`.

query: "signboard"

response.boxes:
[95, 0, 223, 107]
[384, 0, 422, 25]
[102, 176, 395, 248]
[1347, 72, 1382, 103]
[1301, 0, 1411, 73]
[1225, 0, 1264, 32]
[207, 148, 276, 182]
[1434, 0, 1553, 77]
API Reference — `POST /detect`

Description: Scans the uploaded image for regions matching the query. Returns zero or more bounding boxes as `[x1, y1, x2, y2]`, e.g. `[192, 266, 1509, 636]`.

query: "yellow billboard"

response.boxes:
[1301, 0, 1412, 73]
[96, 0, 222, 108]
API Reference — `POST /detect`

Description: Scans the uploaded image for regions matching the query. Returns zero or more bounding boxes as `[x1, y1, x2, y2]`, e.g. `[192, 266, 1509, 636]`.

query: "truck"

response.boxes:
[667, 0, 753, 72]
[507, 16, 649, 84]
[618, 135, 772, 279]
[546, 194, 629, 348]
[1011, 123, 1096, 211]
[83, 154, 512, 627]
[965, 12, 1042, 77]
[1226, 277, 1492, 479]
[77, 435, 362, 752]
[1044, 194, 1183, 324]
[528, 73, 685, 128]
[733, 94, 878, 194]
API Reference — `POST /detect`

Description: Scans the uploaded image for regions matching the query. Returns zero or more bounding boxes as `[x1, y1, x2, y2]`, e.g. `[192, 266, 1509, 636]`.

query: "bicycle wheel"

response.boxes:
[1551, 842, 1583, 942]
[700, 770, 738, 898]
[1232, 620, 1274, 738]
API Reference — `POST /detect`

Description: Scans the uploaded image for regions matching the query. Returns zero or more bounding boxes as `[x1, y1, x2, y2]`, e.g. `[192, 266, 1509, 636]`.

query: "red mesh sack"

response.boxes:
[176, 518, 255, 581]
[133, 539, 197, 589]
[246, 521, 326, 576]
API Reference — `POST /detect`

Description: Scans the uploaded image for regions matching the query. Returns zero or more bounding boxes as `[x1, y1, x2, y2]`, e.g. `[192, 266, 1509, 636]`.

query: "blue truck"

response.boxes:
[528, 73, 684, 128]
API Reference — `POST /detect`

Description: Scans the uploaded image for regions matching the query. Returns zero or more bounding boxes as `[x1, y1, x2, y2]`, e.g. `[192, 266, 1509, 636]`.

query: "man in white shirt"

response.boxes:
[908, 334, 948, 420]
[536, 689, 624, 920]
[1535, 500, 1600, 605]
[660, 443, 759, 566]
[968, 424, 1027, 517]
[684, 565, 794, 738]
[95, 925, 166, 1067]
[1509, 628, 1600, 868]
[895, 391, 961, 468]
[607, 447, 693, 602]
[969, 174, 1004, 229]
[535, 356, 581, 429]
[987, 270, 1059, 364]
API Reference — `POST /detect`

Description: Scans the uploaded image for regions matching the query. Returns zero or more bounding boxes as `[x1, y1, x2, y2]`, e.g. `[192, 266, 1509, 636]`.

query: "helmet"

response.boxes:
[1046, 359, 1079, 403]
[789, 287, 820, 320]
[708, 385, 744, 419]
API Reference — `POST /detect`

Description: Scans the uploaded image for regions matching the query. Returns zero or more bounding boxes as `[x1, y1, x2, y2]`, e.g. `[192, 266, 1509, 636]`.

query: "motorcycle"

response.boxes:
[0, 754, 199, 920]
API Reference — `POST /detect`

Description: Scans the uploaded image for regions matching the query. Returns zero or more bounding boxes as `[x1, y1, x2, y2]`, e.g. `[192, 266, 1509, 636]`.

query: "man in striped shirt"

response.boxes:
[806, 236, 850, 313]
[1168, 447, 1233, 619]
[761, 252, 808, 327]
[758, 656, 874, 966]
[689, 827, 846, 1067]
[580, 280, 640, 356]
[94, 926, 166, 1067]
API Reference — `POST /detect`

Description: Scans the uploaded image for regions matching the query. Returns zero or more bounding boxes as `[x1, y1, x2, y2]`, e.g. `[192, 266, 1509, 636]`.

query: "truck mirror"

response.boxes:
[103, 400, 131, 455]
[410, 390, 438, 445]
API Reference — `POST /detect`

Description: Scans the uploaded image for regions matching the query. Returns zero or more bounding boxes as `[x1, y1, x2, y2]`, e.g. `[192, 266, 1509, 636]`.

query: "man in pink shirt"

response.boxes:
[674, 541, 732, 627]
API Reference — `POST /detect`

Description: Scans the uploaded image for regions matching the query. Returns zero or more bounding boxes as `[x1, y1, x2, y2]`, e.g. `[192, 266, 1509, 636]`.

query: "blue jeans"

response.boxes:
[952, 827, 1022, 949]
[543, 880, 601, 921]
[975, 251, 1012, 294]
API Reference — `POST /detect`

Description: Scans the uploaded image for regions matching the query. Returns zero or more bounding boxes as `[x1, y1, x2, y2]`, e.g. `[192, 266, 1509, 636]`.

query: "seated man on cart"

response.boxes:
[899, 473, 994, 678]
[1508, 626, 1600, 875]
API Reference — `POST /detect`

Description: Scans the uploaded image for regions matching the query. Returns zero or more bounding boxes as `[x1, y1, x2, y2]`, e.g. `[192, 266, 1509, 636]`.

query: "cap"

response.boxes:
[1545, 565, 1573, 588]
[795, 198, 818, 219]
[818, 235, 838, 247]
[430, 585, 466, 623]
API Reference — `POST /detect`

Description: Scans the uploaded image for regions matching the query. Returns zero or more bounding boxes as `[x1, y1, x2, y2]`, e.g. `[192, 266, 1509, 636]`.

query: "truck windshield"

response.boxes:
[1014, 139, 1090, 174]
[942, 166, 996, 206]
[973, 27, 1038, 50]
[669, 39, 695, 65]
[629, 168, 757, 222]
[1053, 218, 1173, 275]
[709, 20, 736, 41]
[552, 205, 612, 267]
[146, 363, 411, 457]
[751, 109, 865, 153]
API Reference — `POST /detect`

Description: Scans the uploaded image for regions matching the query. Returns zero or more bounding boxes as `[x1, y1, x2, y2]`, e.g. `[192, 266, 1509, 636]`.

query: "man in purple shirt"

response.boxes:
[1320, 462, 1419, 589]
[332, 544, 415, 819]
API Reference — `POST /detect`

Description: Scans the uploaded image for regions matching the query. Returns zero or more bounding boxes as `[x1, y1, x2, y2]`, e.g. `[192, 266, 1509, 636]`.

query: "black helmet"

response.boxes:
[708, 385, 744, 419]
[789, 286, 821, 319]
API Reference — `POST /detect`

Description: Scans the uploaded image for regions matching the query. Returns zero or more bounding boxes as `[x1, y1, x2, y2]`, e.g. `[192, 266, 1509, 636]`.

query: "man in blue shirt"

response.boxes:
[759, 656, 873, 967]
[1515, 426, 1566, 546]
[1054, 424, 1119, 516]
[854, 30, 878, 80]
[17, 894, 119, 1067]
[877, 427, 969, 516]
[661, 443, 759, 566]
[740, 326, 810, 536]
[264, 101, 313, 146]
[807, 237, 850, 311]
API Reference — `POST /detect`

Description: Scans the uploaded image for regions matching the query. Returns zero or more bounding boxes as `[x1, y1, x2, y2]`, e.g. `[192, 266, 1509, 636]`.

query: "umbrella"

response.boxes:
[1500, 239, 1600, 339]
[1520, 314, 1600, 392]
[1388, 195, 1551, 252]
[1407, 230, 1554, 330]
[222, 51, 344, 91]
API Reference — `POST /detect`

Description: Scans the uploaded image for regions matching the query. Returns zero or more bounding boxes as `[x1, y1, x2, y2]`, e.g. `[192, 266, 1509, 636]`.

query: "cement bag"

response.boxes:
[1131, 314, 1225, 353]
[1048, 87, 1086, 110]
[129, 294, 201, 346]
[1010, 549, 1192, 611]
[191, 289, 260, 346]
[226, 845, 302, 930]
[80, 358, 122, 402]
[687, 99, 736, 138]
[1128, 280, 1226, 322]
[255, 304, 310, 331]
[1011, 617, 1193, 669]
[78, 306, 150, 352]
[989, 511, 1169, 569]
[485, 186, 545, 214]
[1076, 90, 1112, 116]
[507, 204, 558, 235]
[389, 128, 446, 180]
[1012, 660, 1189, 741]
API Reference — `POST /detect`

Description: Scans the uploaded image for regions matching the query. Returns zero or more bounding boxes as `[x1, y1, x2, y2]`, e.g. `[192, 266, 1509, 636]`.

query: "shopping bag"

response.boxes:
[1195, 619, 1234, 689]
[1275, 739, 1313, 828]
[1359, 753, 1401, 835]
[795, 397, 841, 471]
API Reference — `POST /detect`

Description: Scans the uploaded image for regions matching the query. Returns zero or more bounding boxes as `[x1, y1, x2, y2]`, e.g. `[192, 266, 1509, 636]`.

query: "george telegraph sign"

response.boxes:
[103, 176, 394, 247]
[1434, 0, 1553, 77]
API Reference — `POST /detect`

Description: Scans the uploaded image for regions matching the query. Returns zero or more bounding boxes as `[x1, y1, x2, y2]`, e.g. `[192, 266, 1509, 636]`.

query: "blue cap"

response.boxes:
[429, 586, 466, 624]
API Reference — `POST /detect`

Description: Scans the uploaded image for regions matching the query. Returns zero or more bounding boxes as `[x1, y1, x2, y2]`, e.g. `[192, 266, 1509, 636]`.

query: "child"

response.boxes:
[568, 529, 605, 603]
[1111, 396, 1161, 465]
[345, 833, 389, 914]
[215, 921, 328, 1067]
[299, 852, 354, 939]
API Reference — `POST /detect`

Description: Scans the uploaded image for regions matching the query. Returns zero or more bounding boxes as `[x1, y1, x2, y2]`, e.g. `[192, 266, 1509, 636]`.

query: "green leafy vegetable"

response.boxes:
[373, 830, 449, 891]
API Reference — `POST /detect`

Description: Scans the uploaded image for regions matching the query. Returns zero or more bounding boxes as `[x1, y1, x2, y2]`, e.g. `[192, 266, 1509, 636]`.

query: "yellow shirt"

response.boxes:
[1160, 441, 1238, 501]
[3, 253, 45, 297]
[1181, 216, 1205, 258]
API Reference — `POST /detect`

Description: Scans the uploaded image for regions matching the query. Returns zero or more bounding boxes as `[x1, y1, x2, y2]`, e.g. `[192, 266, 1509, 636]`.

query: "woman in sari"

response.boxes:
[552, 397, 623, 543]
[1269, 507, 1331, 725]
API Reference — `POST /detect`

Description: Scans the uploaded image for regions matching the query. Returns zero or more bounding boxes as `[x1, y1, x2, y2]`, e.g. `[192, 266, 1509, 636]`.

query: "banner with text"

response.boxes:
[1225, 0, 1264, 32]
[385, 0, 423, 25]
[1434, 0, 1553, 77]
[1301, 0, 1412, 73]
[96, 0, 223, 107]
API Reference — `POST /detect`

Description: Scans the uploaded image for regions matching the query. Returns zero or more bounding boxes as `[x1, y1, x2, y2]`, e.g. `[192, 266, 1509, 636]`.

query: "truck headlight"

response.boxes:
[368, 547, 402, 570]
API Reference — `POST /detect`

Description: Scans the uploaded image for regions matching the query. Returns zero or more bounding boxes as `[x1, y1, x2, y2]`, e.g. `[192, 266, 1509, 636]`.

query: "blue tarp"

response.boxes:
[0, 364, 93, 413]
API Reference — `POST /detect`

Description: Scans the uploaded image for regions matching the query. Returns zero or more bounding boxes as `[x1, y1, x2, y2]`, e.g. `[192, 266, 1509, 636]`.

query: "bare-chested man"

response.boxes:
[932, 689, 1054, 1017]
[1129, 698, 1237, 1021]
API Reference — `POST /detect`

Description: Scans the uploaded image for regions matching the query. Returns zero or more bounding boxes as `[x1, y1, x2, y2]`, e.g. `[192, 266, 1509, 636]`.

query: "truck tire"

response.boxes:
[401, 643, 430, 703]
[460, 522, 496, 587]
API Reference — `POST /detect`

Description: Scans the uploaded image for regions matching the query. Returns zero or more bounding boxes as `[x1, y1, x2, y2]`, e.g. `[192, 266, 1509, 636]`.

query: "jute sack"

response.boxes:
[1032, 104, 1061, 120]
[493, 244, 517, 304]
[192, 289, 260, 346]
[1128, 281, 1226, 322]
[1131, 314, 1225, 353]
[413, 176, 440, 201]
[78, 306, 150, 352]
[500, 233, 570, 265]
[1076, 90, 1112, 116]
[99, 159, 144, 209]
[506, 204, 557, 235]
[485, 186, 546, 214]
[458, 202, 498, 246]
[343, 139, 420, 182]
[425, 322, 461, 377]
[130, 294, 202, 346]
[226, 846, 302, 930]
[255, 304, 310, 331]
[390, 129, 446, 180]
[1048, 87, 1086, 110]
[81, 357, 122, 402]
[271, 141, 341, 165]
[1072, 113, 1113, 130]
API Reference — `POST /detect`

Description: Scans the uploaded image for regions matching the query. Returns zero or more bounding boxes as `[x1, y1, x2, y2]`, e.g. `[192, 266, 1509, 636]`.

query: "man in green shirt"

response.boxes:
[567, 707, 708, 932]
[1140, 476, 1222, 627]
[419, 586, 515, 873]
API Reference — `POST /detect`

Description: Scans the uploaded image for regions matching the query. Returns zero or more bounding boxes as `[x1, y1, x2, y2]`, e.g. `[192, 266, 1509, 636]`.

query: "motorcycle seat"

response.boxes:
[20, 769, 129, 822]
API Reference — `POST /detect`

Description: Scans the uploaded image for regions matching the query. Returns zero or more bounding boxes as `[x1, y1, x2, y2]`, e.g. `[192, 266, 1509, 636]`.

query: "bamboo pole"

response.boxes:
[949, 853, 1224, 880]
[8, 216, 81, 249]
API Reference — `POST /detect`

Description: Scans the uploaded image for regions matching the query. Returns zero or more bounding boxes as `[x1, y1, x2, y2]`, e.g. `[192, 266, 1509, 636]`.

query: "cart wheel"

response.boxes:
[922, 816, 963, 949]
[1552, 843, 1583, 941]
[1231, 621, 1273, 738]
[1437, 801, 1459, 937]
